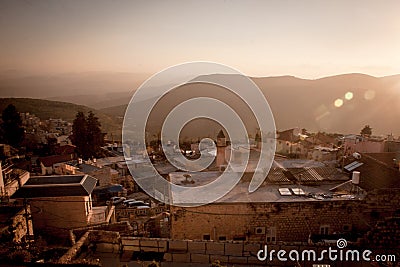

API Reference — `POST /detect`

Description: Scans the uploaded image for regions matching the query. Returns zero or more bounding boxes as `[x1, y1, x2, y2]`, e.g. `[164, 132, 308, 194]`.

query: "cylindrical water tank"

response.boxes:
[352, 171, 360, 184]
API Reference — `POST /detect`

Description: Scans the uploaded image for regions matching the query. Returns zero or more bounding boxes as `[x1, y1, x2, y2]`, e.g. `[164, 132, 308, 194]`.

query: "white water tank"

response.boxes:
[352, 171, 360, 184]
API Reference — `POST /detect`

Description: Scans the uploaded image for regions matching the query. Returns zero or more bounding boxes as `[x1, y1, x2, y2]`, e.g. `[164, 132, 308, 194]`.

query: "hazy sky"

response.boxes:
[1, 0, 400, 78]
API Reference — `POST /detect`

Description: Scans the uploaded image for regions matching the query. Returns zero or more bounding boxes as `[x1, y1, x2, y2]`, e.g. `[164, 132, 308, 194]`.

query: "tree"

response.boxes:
[71, 111, 103, 159]
[71, 111, 89, 158]
[86, 111, 104, 157]
[1, 104, 24, 147]
[360, 125, 372, 137]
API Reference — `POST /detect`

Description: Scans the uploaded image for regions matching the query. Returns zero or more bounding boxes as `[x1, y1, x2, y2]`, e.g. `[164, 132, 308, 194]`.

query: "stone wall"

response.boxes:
[59, 230, 121, 263]
[29, 195, 89, 230]
[170, 188, 400, 244]
[120, 237, 400, 266]
[170, 200, 367, 242]
[122, 238, 264, 265]
[0, 205, 33, 243]
[12, 205, 33, 243]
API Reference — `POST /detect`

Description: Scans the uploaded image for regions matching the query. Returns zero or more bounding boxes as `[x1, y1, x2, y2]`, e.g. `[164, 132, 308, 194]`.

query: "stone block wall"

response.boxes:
[121, 237, 400, 266]
[121, 237, 265, 265]
[170, 188, 400, 244]
[170, 200, 367, 242]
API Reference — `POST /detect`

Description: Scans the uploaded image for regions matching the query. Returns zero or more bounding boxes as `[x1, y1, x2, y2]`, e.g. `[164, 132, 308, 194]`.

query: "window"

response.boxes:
[203, 234, 210, 240]
[320, 225, 330, 235]
[85, 201, 90, 215]
[218, 236, 226, 241]
[266, 227, 276, 243]
[343, 224, 352, 232]
[233, 235, 246, 241]
[255, 227, 265, 235]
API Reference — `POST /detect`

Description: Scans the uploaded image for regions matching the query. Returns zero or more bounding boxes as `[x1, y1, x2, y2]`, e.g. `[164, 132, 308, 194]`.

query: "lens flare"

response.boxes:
[364, 90, 375, 100]
[334, 98, 343, 107]
[345, 91, 353, 100]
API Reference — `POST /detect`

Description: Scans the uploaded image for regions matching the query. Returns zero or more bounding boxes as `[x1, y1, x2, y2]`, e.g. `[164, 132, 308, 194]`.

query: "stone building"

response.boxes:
[38, 154, 75, 175]
[170, 154, 400, 247]
[308, 146, 338, 162]
[78, 164, 119, 186]
[0, 163, 30, 199]
[11, 174, 114, 232]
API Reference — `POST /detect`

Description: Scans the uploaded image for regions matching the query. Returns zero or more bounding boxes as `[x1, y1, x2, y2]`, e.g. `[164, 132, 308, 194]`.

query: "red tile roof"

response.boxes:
[39, 154, 74, 167]
[55, 144, 76, 156]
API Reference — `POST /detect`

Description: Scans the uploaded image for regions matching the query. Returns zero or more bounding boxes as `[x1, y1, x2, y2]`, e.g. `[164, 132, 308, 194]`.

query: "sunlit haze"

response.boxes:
[1, 0, 400, 78]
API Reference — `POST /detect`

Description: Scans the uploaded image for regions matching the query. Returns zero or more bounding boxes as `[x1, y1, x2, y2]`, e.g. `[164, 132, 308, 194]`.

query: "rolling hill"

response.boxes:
[98, 104, 127, 118]
[0, 98, 122, 138]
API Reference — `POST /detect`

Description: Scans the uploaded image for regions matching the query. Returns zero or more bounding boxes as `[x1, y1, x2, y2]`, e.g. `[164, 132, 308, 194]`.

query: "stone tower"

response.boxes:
[216, 130, 227, 167]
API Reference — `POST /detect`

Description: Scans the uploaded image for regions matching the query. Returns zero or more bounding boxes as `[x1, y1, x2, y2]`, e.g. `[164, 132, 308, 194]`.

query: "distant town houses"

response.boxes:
[274, 127, 341, 160]
[19, 112, 73, 154]
[343, 133, 400, 154]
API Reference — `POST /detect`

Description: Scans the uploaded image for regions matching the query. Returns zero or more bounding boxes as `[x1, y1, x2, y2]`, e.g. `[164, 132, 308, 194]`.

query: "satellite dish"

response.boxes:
[352, 152, 361, 159]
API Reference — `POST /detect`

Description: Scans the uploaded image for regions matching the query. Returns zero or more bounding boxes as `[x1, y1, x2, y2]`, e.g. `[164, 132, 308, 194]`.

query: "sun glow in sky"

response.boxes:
[1, 0, 400, 78]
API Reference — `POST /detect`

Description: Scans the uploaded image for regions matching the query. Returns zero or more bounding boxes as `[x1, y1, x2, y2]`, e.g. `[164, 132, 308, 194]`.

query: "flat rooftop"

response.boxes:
[167, 165, 358, 205]
[25, 175, 85, 185]
[11, 175, 98, 199]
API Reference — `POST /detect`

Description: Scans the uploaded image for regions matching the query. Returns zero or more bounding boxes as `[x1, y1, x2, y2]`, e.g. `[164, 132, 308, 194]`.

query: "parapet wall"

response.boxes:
[122, 237, 264, 265]
[121, 237, 399, 265]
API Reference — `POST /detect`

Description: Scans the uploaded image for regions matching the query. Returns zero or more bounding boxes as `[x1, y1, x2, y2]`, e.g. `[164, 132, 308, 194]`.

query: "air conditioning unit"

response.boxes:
[255, 227, 266, 235]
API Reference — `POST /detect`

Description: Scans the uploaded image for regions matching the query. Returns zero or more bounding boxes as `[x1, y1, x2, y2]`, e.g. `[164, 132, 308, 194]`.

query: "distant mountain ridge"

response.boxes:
[102, 73, 400, 135]
[1, 72, 400, 135]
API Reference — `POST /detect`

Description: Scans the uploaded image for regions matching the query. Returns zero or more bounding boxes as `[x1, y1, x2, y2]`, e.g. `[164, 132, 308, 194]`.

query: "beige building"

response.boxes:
[38, 154, 75, 175]
[308, 146, 338, 162]
[77, 164, 119, 186]
[0, 163, 30, 198]
[12, 174, 114, 231]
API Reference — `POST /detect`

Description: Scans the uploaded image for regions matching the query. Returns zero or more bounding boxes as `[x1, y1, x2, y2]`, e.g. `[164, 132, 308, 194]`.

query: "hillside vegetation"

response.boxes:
[0, 98, 122, 139]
